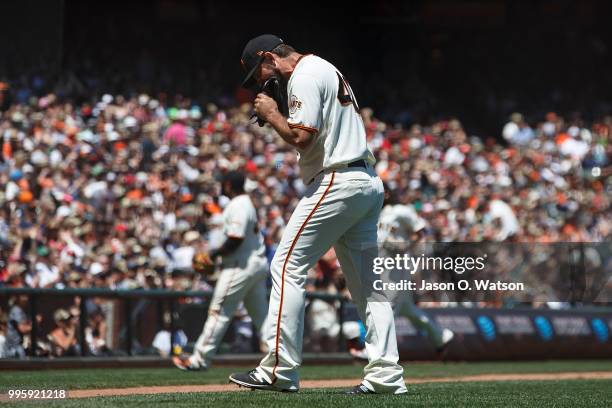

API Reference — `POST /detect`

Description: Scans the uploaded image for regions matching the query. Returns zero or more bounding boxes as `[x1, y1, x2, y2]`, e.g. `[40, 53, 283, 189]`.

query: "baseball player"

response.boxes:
[173, 171, 269, 370]
[229, 34, 406, 395]
[378, 189, 455, 355]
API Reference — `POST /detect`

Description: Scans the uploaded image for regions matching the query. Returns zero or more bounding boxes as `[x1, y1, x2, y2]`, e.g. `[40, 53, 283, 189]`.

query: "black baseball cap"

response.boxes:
[240, 34, 284, 88]
[222, 170, 245, 192]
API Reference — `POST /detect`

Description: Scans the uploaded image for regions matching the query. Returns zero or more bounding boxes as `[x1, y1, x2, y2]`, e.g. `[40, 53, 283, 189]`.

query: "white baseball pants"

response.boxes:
[255, 166, 407, 394]
[396, 298, 445, 347]
[191, 253, 269, 368]
[380, 251, 446, 348]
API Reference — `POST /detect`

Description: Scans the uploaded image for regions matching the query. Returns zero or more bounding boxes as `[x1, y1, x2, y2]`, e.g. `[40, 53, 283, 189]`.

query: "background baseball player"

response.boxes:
[378, 188, 455, 354]
[229, 34, 406, 395]
[173, 171, 269, 370]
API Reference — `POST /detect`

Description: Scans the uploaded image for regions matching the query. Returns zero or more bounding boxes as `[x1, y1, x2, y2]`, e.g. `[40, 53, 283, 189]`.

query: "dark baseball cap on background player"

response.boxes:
[240, 34, 284, 88]
[221, 170, 245, 196]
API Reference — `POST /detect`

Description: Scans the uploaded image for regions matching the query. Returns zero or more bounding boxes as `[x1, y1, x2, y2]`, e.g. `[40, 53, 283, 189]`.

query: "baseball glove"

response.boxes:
[192, 252, 215, 275]
[255, 75, 288, 127]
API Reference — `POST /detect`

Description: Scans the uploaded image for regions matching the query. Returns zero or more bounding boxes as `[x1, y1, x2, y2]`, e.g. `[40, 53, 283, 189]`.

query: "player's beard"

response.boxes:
[268, 67, 286, 88]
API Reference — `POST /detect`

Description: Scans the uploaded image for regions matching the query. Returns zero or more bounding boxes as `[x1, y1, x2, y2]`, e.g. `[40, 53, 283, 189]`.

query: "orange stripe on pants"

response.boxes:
[271, 172, 336, 384]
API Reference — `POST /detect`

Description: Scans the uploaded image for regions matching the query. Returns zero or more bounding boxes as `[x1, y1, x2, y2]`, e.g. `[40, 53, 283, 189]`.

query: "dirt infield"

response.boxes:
[69, 371, 612, 398]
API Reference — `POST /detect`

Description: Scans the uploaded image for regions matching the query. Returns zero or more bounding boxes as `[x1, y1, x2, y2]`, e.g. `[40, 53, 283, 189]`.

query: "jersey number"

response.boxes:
[337, 72, 359, 111]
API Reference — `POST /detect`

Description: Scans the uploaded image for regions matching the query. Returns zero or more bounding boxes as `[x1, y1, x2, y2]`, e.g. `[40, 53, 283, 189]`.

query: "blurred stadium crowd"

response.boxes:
[0, 84, 610, 357]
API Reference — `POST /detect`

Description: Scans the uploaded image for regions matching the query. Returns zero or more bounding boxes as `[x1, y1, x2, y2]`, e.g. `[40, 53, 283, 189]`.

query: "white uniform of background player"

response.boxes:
[234, 47, 406, 394]
[175, 179, 269, 370]
[378, 203, 454, 351]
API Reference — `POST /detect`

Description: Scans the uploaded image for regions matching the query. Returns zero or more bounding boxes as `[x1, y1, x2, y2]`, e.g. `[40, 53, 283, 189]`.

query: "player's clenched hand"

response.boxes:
[254, 93, 278, 122]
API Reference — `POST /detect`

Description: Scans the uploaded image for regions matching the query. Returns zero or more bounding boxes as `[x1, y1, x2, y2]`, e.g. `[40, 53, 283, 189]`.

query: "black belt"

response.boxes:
[309, 159, 367, 184]
[347, 159, 367, 168]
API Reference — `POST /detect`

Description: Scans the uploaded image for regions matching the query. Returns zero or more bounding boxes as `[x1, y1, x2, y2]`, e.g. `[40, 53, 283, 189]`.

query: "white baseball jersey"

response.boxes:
[378, 204, 427, 243]
[286, 55, 375, 183]
[220, 194, 265, 265]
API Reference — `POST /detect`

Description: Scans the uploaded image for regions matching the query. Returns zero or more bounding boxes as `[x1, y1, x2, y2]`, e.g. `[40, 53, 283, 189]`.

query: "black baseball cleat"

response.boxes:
[345, 383, 376, 395]
[228, 369, 297, 392]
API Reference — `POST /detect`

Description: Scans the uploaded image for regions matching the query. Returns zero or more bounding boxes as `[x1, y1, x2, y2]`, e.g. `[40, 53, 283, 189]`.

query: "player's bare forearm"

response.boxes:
[266, 111, 314, 150]
[254, 93, 315, 149]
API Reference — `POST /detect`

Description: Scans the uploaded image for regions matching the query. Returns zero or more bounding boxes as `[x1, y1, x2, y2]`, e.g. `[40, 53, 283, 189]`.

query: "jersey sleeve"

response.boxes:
[223, 210, 249, 239]
[287, 74, 322, 133]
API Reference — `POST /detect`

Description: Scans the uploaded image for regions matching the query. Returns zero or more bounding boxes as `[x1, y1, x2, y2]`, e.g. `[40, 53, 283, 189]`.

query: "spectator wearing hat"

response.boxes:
[48, 309, 80, 357]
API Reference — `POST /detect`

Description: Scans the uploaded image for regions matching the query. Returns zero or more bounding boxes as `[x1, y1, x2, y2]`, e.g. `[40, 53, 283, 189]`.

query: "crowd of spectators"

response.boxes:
[0, 83, 610, 357]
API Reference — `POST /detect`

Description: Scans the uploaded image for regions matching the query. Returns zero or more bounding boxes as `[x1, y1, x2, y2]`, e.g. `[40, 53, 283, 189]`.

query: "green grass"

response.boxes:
[2, 380, 611, 408]
[1, 360, 611, 391]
